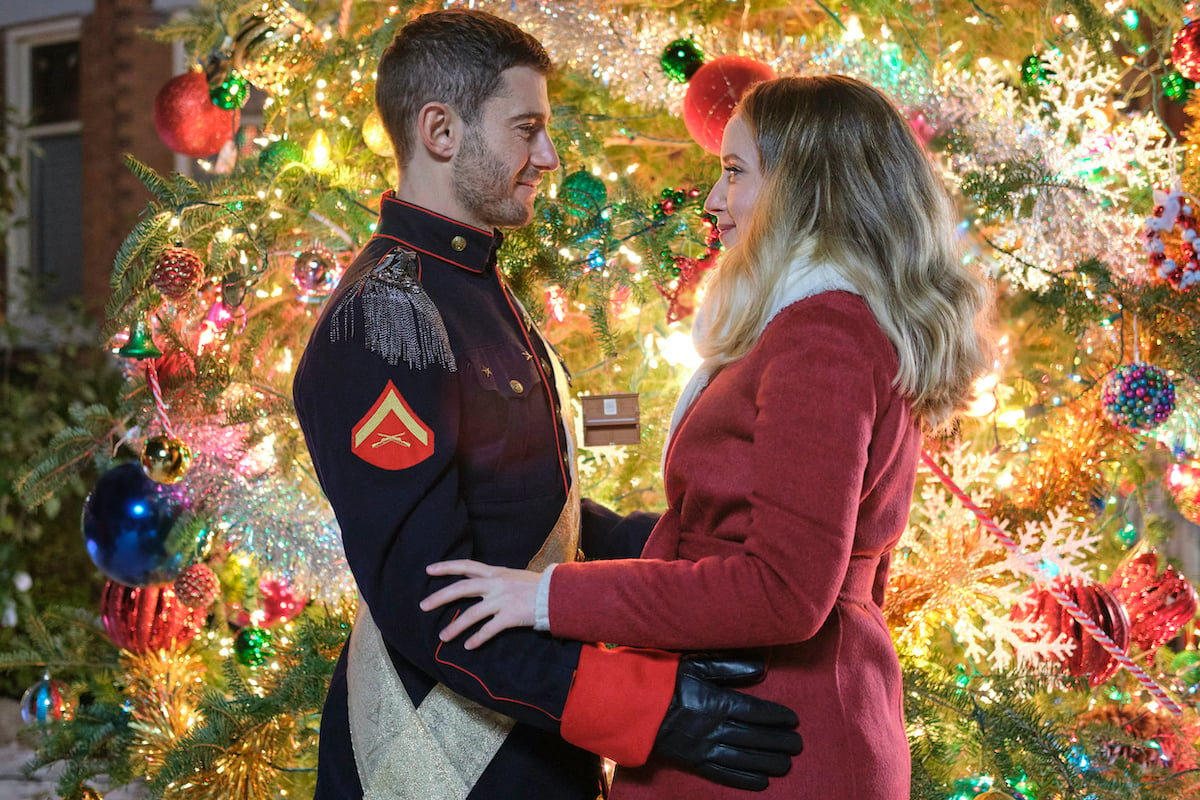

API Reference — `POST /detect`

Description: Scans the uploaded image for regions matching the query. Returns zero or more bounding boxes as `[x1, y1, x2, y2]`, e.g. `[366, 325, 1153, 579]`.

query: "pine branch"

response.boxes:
[107, 211, 173, 316]
[124, 155, 175, 205]
[15, 402, 128, 508]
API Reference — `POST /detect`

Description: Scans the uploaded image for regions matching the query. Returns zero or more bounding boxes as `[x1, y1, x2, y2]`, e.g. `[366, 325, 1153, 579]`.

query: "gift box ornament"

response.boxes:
[581, 393, 640, 446]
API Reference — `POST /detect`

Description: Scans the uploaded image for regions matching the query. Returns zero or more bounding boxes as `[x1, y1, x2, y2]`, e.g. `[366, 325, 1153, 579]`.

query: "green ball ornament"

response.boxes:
[661, 38, 705, 84]
[1172, 649, 1200, 684]
[234, 625, 274, 666]
[560, 170, 608, 219]
[258, 138, 304, 173]
[209, 70, 250, 110]
[1020, 54, 1054, 86]
[1162, 70, 1197, 102]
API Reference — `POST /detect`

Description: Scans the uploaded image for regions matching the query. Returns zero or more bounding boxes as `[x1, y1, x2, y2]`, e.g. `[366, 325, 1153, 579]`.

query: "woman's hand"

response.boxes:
[420, 560, 542, 649]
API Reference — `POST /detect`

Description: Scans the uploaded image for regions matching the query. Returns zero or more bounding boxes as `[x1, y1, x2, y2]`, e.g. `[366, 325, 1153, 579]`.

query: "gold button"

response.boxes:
[509, 379, 524, 394]
[451, 235, 467, 251]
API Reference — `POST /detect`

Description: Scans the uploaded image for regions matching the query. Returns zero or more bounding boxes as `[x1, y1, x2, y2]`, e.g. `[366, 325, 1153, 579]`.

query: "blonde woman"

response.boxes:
[422, 75, 994, 798]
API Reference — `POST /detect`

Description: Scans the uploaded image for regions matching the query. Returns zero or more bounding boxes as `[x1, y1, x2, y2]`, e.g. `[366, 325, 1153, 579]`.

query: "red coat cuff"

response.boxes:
[560, 643, 680, 766]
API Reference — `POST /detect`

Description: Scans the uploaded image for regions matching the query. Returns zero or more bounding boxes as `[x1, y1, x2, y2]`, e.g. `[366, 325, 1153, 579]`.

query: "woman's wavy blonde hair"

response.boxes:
[696, 75, 994, 430]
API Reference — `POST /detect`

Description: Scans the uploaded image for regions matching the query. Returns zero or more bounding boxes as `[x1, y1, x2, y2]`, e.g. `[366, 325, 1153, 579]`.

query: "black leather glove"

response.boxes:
[651, 654, 803, 791]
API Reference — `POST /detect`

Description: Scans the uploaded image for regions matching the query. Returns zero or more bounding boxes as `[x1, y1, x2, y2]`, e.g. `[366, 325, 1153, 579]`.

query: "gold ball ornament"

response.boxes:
[974, 792, 1017, 800]
[362, 110, 394, 157]
[70, 788, 104, 800]
[140, 435, 192, 484]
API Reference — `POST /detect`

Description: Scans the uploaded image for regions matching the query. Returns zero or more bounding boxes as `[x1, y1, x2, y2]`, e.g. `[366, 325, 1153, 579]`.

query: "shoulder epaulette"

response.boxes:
[329, 246, 457, 371]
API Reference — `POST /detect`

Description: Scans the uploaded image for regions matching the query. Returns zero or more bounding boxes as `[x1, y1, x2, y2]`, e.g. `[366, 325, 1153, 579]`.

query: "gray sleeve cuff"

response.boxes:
[534, 563, 557, 632]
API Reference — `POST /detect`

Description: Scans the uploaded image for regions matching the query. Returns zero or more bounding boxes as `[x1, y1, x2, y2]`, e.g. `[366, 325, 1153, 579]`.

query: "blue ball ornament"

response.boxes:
[82, 462, 188, 586]
[1101, 362, 1176, 433]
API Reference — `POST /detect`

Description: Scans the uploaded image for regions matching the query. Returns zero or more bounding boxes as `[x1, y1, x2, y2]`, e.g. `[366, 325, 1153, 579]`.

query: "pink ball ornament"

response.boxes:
[258, 575, 307, 625]
[682, 56, 775, 154]
[154, 71, 241, 158]
[907, 111, 937, 148]
[1172, 20, 1200, 82]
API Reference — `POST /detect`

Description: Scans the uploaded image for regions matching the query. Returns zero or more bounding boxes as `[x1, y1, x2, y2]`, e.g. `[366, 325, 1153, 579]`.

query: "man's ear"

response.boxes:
[416, 102, 457, 160]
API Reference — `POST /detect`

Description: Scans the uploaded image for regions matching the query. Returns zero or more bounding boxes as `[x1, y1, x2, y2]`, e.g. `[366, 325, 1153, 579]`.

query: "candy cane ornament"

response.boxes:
[920, 452, 1183, 716]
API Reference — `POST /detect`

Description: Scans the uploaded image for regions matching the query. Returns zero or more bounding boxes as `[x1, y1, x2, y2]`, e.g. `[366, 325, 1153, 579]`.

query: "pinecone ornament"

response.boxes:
[153, 247, 205, 300]
[173, 563, 219, 609]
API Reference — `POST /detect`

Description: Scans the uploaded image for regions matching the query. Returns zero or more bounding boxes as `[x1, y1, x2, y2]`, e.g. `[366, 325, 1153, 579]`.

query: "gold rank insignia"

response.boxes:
[351, 380, 435, 470]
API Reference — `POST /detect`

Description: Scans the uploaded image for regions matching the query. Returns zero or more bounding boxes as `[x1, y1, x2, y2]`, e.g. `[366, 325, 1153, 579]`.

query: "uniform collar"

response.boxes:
[375, 190, 503, 273]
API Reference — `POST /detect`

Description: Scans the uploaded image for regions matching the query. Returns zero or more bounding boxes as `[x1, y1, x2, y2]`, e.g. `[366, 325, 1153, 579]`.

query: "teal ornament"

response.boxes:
[210, 70, 250, 110]
[258, 138, 304, 173]
[1020, 54, 1054, 86]
[20, 675, 73, 725]
[1162, 70, 1196, 102]
[560, 170, 607, 220]
[234, 625, 274, 666]
[661, 38, 705, 84]
[82, 462, 187, 586]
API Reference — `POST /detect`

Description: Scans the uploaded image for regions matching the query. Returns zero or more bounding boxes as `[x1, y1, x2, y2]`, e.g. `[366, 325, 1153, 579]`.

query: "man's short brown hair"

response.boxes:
[376, 9, 553, 165]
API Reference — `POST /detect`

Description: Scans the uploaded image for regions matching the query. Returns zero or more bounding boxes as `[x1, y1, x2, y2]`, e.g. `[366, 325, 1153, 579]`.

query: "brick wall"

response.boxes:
[79, 0, 175, 319]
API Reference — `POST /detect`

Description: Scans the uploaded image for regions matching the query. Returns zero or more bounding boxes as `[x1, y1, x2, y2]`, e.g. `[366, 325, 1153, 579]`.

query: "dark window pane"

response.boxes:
[28, 133, 83, 306]
[30, 40, 80, 126]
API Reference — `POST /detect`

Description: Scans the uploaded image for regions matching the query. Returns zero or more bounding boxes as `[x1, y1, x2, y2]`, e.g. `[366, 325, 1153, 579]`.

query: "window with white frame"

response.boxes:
[5, 16, 84, 324]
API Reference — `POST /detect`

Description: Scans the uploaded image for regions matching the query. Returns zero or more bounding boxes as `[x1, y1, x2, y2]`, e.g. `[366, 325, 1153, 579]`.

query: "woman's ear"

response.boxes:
[416, 102, 457, 160]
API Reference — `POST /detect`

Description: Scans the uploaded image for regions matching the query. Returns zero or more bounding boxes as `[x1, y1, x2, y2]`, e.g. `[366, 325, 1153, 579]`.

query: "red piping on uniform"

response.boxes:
[498, 281, 572, 498]
[434, 638, 563, 722]
[382, 194, 494, 235]
[377, 234, 485, 274]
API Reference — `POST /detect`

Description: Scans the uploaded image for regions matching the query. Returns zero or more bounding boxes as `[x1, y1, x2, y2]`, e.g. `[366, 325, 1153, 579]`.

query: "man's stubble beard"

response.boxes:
[452, 129, 535, 229]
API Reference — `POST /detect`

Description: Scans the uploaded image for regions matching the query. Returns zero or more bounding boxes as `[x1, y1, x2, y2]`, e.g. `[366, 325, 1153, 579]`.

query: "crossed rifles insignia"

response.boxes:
[351, 380, 435, 470]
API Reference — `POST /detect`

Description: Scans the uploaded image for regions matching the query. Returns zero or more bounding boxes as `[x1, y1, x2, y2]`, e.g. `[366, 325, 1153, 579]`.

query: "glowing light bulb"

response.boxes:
[307, 129, 332, 170]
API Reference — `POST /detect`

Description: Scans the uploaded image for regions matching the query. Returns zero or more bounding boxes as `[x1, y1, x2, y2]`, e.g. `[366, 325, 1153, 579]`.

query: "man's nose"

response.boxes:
[533, 133, 559, 172]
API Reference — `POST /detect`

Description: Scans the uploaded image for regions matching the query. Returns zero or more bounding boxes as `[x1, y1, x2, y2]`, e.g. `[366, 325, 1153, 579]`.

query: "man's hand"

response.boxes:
[652, 655, 802, 791]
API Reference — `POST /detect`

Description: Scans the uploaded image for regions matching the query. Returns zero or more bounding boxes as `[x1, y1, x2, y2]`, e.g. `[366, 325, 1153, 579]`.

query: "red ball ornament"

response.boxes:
[1172, 20, 1200, 82]
[258, 575, 307, 625]
[1108, 550, 1198, 657]
[100, 580, 206, 654]
[153, 246, 205, 299]
[153, 71, 240, 158]
[173, 563, 220, 610]
[682, 56, 776, 154]
[1011, 577, 1130, 686]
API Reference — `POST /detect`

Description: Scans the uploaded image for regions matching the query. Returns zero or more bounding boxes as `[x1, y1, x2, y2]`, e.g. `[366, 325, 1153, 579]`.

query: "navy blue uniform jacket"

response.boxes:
[293, 193, 661, 799]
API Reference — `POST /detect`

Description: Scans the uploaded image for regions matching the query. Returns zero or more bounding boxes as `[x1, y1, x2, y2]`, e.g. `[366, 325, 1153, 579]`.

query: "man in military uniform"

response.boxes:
[292, 10, 801, 799]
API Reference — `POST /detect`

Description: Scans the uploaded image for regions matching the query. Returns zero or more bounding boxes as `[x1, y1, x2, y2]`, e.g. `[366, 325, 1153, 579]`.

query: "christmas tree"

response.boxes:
[9, 1, 1200, 798]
